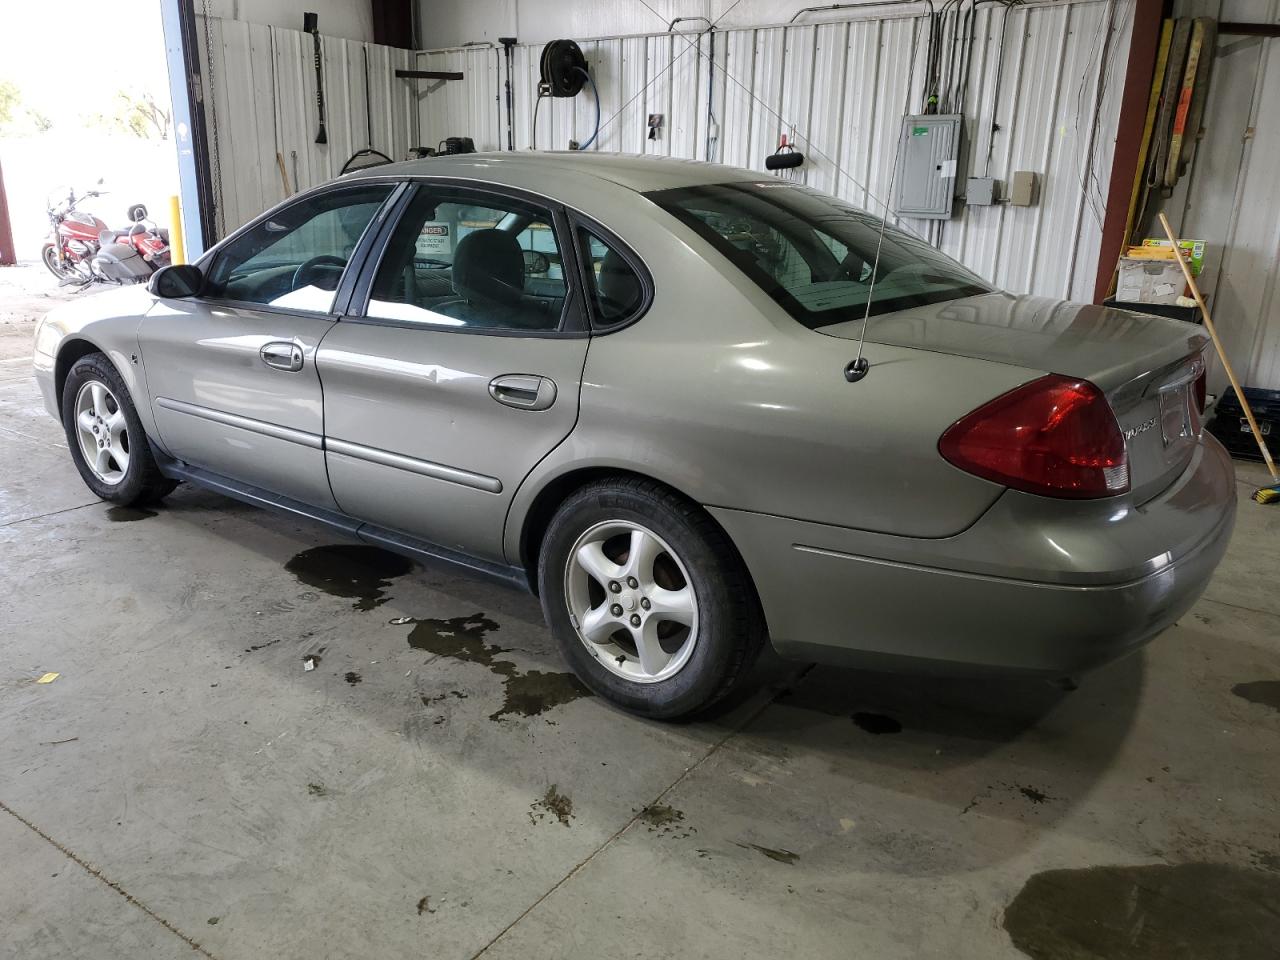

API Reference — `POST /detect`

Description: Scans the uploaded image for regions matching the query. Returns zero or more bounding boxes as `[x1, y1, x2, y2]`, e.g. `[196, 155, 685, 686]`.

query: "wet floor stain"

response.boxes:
[1233, 680, 1280, 713]
[401, 614, 592, 721]
[1003, 863, 1280, 959]
[422, 691, 468, 705]
[735, 842, 799, 865]
[637, 802, 695, 838]
[529, 784, 574, 827]
[490, 670, 592, 721]
[344, 672, 362, 685]
[638, 803, 684, 829]
[407, 614, 507, 665]
[285, 545, 413, 611]
[852, 711, 902, 734]
[962, 781, 1056, 815]
[106, 505, 158, 522]
[416, 896, 435, 916]
[206, 917, 220, 926]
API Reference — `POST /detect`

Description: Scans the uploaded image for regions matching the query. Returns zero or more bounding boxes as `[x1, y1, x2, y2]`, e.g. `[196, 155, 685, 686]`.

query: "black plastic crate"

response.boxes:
[1208, 386, 1280, 461]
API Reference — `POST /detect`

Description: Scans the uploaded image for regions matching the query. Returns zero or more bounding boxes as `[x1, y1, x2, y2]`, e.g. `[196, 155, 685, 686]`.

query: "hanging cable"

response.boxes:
[576, 67, 600, 150]
[530, 93, 546, 149]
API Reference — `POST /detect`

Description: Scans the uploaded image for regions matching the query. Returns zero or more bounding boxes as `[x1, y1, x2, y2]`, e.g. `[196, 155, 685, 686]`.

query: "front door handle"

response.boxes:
[260, 341, 303, 372]
[489, 374, 556, 411]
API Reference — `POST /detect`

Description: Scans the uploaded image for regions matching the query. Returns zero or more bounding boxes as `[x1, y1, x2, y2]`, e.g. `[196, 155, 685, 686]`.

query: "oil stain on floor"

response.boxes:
[1233, 680, 1280, 713]
[1003, 862, 1280, 959]
[528, 784, 574, 827]
[106, 505, 158, 522]
[735, 842, 799, 865]
[853, 711, 902, 734]
[285, 545, 413, 611]
[402, 613, 592, 720]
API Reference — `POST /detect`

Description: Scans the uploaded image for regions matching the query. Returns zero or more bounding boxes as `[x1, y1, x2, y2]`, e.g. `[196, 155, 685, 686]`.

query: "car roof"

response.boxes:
[346, 151, 763, 196]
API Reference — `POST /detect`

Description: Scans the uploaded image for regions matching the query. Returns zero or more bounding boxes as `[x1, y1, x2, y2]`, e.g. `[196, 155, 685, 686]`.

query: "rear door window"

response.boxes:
[366, 187, 568, 332]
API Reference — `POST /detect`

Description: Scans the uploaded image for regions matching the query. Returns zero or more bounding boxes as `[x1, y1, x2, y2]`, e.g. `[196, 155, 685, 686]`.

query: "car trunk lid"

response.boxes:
[817, 292, 1211, 503]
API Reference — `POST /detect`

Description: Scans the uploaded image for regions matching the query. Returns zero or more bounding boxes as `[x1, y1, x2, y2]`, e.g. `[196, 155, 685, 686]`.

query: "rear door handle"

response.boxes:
[260, 341, 304, 372]
[489, 374, 556, 411]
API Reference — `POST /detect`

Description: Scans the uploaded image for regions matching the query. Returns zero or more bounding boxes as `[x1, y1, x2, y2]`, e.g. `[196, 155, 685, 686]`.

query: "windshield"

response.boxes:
[645, 181, 992, 329]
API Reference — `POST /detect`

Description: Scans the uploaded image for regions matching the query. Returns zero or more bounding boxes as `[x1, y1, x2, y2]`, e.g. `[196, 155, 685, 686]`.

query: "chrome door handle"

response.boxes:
[260, 341, 303, 372]
[489, 374, 556, 411]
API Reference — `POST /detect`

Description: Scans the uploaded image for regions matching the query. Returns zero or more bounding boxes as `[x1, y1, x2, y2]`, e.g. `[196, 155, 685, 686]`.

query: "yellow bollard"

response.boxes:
[168, 195, 186, 265]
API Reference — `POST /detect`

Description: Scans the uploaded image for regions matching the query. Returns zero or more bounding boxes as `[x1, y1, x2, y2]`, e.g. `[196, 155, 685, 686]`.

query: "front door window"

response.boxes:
[203, 184, 394, 313]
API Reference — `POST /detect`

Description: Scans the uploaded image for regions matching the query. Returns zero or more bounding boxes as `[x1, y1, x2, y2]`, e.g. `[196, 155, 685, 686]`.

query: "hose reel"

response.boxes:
[539, 39, 588, 97]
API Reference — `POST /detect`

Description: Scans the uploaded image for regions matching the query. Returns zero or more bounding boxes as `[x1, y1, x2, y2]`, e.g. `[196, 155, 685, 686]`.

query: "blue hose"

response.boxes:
[576, 67, 600, 151]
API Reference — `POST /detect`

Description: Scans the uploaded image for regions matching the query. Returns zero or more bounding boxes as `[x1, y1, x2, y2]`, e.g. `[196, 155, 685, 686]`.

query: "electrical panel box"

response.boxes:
[894, 114, 962, 219]
[966, 176, 996, 206]
[1010, 171, 1039, 206]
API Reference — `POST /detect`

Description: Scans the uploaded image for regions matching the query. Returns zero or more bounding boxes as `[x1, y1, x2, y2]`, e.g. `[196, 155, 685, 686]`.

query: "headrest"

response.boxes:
[452, 229, 523, 307]
[598, 248, 641, 316]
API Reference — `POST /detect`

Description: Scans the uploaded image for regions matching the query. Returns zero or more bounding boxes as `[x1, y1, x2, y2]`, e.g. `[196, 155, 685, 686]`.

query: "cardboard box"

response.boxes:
[1135, 238, 1205, 276]
[1116, 257, 1186, 305]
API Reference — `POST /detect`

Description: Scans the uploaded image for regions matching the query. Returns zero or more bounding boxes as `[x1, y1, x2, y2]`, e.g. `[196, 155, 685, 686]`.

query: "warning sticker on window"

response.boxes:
[416, 222, 452, 256]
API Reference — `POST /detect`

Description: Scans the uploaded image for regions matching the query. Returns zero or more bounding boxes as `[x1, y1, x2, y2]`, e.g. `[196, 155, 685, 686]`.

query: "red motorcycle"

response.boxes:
[42, 186, 170, 285]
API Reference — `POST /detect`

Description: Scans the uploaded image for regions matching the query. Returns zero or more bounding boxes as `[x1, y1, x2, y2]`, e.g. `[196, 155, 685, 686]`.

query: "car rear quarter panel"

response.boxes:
[504, 199, 1040, 563]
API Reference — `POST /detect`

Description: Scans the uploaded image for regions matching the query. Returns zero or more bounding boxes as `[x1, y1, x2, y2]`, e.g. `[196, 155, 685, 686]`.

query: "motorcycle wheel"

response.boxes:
[41, 245, 80, 281]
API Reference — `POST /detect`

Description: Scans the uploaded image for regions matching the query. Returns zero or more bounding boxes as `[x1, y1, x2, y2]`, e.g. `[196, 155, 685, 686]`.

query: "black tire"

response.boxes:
[42, 244, 76, 281]
[538, 477, 766, 720]
[61, 352, 177, 506]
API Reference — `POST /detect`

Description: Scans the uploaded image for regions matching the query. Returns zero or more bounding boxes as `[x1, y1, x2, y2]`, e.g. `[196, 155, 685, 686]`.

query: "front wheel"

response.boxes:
[41, 244, 79, 281]
[538, 478, 766, 720]
[61, 353, 177, 506]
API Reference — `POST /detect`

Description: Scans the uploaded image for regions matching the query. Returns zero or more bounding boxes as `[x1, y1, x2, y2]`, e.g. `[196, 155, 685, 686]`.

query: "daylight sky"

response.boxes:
[0, 2, 170, 129]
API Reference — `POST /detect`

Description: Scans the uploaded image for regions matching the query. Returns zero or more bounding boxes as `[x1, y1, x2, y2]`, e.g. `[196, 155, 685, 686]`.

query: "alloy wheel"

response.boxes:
[74, 380, 130, 485]
[564, 519, 699, 683]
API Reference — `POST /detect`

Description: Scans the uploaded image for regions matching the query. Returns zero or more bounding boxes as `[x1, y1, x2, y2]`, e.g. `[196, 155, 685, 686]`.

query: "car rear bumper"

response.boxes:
[710, 435, 1237, 676]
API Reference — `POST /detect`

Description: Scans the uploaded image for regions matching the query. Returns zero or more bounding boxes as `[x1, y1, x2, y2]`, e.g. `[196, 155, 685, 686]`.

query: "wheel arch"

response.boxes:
[54, 337, 110, 414]
[514, 465, 764, 623]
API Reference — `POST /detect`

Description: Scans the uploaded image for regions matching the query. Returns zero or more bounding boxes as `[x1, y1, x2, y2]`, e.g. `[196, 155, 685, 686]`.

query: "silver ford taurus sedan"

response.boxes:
[33, 153, 1236, 718]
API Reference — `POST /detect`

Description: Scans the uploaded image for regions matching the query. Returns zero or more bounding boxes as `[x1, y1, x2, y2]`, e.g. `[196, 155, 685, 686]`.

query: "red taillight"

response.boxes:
[939, 375, 1129, 499]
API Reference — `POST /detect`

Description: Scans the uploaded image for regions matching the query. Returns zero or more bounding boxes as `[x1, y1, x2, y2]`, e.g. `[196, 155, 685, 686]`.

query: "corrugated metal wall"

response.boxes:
[1164, 0, 1280, 391]
[194, 15, 419, 237]
[416, 0, 1133, 301]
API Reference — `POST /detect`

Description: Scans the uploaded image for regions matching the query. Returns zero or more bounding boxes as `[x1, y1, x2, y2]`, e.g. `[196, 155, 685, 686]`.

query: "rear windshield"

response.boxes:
[645, 181, 991, 329]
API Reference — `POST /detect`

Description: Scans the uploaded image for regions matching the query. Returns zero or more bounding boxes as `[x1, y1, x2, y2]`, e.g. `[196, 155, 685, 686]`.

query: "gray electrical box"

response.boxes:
[966, 176, 996, 206]
[894, 114, 962, 219]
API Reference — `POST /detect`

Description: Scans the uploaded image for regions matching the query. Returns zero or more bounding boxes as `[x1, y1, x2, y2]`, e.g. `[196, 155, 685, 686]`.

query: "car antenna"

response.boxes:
[846, 25, 921, 385]
[845, 144, 905, 384]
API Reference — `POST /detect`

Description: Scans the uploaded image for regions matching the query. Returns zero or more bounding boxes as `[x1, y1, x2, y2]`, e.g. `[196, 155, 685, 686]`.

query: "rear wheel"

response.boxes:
[539, 478, 765, 720]
[61, 353, 177, 506]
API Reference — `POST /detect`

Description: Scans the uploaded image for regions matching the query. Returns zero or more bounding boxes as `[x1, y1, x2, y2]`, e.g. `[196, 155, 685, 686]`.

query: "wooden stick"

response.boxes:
[276, 152, 292, 196]
[1158, 212, 1278, 480]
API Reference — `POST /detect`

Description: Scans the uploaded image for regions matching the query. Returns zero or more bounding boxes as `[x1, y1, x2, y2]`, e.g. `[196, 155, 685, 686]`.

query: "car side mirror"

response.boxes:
[149, 264, 204, 299]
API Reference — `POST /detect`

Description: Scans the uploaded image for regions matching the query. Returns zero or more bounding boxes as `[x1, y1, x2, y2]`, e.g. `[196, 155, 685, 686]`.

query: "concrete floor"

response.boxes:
[2, 264, 1279, 959]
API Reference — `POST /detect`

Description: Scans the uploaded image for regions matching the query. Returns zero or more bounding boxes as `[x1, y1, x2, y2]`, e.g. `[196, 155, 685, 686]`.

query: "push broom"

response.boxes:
[1158, 213, 1280, 503]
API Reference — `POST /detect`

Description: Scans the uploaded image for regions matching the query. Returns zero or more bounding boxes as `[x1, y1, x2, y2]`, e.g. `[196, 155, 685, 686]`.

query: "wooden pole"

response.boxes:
[1158, 212, 1278, 479]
